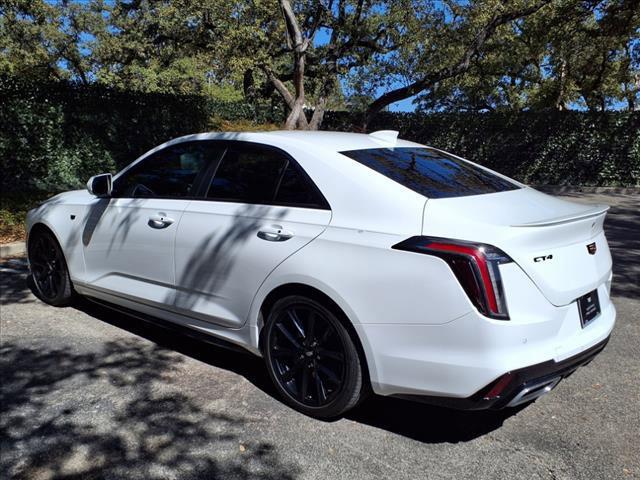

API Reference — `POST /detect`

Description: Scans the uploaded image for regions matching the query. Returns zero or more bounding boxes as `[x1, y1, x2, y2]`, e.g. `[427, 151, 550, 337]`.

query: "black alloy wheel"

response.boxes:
[28, 230, 74, 306]
[263, 295, 364, 418]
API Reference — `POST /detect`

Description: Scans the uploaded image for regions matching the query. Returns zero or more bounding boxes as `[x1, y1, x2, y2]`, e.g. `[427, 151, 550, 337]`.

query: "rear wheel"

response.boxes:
[28, 229, 74, 306]
[263, 295, 364, 418]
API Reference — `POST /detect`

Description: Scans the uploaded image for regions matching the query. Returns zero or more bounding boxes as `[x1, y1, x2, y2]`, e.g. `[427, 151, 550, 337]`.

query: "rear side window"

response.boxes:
[207, 146, 287, 203]
[206, 144, 329, 208]
[340, 147, 519, 199]
[275, 163, 328, 208]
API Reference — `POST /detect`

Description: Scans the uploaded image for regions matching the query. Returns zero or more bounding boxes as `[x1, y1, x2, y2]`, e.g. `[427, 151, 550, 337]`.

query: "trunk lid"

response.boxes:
[422, 187, 612, 306]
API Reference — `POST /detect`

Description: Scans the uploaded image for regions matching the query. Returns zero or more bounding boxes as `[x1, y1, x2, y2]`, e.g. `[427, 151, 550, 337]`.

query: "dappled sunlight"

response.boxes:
[0, 258, 33, 305]
[172, 204, 289, 312]
[105, 198, 147, 255]
[0, 336, 299, 479]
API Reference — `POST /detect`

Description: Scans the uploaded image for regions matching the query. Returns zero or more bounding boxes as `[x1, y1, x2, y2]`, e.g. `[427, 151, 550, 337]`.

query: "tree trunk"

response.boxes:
[309, 98, 326, 130]
[285, 99, 307, 130]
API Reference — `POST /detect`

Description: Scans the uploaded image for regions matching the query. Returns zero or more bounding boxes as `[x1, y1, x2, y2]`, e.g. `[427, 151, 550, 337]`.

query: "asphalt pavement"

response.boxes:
[1, 192, 639, 480]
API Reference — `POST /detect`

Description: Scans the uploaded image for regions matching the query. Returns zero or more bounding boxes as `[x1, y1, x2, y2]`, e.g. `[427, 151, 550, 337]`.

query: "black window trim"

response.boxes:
[199, 140, 331, 211]
[111, 139, 331, 210]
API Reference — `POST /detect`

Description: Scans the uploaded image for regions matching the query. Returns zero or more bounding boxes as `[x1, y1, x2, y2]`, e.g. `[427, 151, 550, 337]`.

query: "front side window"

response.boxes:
[113, 142, 219, 198]
[340, 147, 520, 199]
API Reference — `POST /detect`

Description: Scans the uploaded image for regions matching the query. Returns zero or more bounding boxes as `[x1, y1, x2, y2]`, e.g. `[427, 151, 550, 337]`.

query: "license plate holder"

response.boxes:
[578, 289, 601, 328]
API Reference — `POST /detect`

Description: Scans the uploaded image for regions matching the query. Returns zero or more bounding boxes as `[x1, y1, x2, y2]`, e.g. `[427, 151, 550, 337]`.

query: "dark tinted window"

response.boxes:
[207, 146, 287, 203]
[275, 163, 328, 208]
[113, 142, 219, 198]
[340, 147, 519, 199]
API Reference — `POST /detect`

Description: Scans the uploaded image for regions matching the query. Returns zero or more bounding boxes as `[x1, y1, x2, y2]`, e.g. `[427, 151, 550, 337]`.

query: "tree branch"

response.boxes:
[363, 0, 553, 125]
[260, 65, 295, 107]
[280, 0, 308, 52]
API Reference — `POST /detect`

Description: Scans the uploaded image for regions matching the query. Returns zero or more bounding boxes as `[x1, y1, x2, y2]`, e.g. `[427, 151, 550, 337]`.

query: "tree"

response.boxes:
[263, 0, 638, 126]
[249, 0, 556, 128]
[2, 0, 638, 123]
[412, 0, 640, 113]
[360, 0, 554, 123]
[0, 0, 97, 83]
[90, 0, 244, 97]
[241, 0, 413, 129]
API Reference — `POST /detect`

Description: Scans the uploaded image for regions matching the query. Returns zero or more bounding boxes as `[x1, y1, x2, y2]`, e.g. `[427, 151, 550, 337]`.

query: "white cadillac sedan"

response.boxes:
[26, 130, 615, 418]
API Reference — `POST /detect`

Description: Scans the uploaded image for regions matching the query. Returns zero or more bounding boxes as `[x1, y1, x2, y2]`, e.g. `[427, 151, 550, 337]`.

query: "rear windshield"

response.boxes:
[340, 147, 519, 199]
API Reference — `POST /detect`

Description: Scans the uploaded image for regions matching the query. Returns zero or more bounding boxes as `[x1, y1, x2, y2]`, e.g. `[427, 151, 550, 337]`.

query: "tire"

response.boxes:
[263, 295, 364, 418]
[28, 229, 74, 306]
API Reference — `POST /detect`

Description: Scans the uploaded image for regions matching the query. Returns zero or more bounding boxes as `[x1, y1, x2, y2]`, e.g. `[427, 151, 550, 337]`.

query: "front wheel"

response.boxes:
[28, 229, 74, 306]
[263, 295, 364, 418]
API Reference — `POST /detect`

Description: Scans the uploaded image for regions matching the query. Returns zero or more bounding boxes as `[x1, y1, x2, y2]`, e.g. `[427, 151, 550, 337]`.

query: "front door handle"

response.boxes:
[148, 213, 175, 229]
[257, 225, 294, 242]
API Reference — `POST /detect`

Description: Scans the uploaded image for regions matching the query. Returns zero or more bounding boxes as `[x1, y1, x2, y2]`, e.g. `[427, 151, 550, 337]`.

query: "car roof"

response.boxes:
[166, 130, 424, 153]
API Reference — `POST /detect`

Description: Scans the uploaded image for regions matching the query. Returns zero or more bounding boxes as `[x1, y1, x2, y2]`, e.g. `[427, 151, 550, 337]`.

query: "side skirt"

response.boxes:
[74, 282, 260, 356]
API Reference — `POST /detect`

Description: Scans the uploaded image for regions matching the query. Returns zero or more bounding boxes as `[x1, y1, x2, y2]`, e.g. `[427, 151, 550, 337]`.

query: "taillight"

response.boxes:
[393, 236, 512, 320]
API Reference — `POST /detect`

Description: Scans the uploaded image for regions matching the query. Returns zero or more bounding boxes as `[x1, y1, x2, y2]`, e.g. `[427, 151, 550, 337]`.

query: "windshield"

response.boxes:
[340, 147, 520, 199]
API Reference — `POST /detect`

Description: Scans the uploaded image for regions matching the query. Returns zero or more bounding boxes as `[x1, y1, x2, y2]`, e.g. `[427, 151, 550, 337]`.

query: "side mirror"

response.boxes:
[87, 173, 112, 197]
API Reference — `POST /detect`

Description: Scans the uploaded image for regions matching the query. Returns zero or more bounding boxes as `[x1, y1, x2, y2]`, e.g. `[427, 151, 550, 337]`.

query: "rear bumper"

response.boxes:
[392, 336, 610, 410]
[354, 280, 616, 405]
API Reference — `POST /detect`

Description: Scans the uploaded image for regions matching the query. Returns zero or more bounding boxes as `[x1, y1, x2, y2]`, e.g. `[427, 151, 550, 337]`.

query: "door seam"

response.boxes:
[243, 209, 334, 328]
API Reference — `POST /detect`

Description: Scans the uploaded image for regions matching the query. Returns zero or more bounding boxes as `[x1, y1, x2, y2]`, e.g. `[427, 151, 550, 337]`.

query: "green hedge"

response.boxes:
[1, 76, 638, 194]
[0, 76, 283, 193]
[323, 111, 640, 187]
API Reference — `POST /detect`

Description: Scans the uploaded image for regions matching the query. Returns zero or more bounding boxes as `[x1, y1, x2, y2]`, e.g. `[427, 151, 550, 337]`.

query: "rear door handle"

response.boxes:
[257, 225, 293, 242]
[148, 213, 175, 229]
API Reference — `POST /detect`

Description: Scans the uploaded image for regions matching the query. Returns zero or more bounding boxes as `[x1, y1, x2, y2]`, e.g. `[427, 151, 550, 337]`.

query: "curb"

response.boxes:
[534, 185, 640, 195]
[0, 241, 26, 258]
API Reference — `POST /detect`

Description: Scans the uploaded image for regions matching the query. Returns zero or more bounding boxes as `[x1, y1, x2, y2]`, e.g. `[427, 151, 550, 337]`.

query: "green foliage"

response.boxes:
[0, 76, 284, 194]
[411, 0, 640, 113]
[2, 1, 637, 122]
[0, 191, 50, 242]
[1, 76, 638, 196]
[34, 138, 116, 192]
[0, 77, 116, 193]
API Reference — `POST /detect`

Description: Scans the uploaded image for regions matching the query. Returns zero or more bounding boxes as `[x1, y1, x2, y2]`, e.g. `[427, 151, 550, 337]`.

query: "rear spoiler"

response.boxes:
[511, 204, 609, 227]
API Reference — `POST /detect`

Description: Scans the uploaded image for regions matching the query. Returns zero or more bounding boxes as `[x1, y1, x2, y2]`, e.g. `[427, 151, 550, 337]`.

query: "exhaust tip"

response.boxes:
[506, 377, 562, 407]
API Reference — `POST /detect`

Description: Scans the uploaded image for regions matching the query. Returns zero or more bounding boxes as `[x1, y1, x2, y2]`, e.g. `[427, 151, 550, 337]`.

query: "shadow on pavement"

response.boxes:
[0, 265, 525, 447]
[602, 202, 640, 300]
[347, 396, 525, 444]
[0, 258, 34, 305]
[73, 299, 520, 445]
[0, 311, 299, 479]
